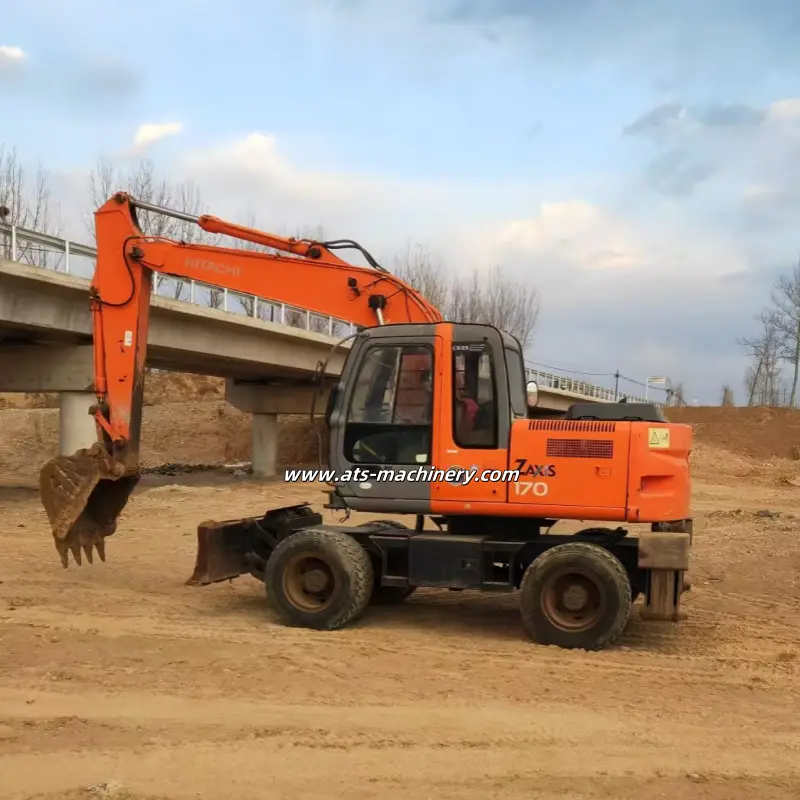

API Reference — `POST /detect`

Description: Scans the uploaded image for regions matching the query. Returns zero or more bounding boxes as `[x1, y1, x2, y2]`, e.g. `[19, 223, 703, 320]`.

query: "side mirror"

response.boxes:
[526, 380, 539, 409]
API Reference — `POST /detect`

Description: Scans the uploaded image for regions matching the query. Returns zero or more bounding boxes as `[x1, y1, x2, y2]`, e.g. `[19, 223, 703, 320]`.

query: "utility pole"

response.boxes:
[614, 370, 620, 401]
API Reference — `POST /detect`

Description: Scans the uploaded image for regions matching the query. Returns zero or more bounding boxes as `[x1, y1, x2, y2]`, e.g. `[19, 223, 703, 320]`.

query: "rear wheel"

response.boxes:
[520, 542, 631, 650]
[265, 529, 373, 630]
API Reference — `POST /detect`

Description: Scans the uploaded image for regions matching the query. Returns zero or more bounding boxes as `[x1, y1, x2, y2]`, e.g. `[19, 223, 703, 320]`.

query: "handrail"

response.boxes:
[0, 221, 357, 339]
[524, 367, 663, 407]
[1, 222, 669, 407]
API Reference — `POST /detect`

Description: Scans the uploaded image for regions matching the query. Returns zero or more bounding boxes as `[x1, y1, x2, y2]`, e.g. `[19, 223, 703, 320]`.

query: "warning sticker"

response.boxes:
[648, 427, 670, 449]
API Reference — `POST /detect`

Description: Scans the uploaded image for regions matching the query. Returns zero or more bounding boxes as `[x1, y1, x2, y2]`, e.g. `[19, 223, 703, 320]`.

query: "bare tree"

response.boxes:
[390, 243, 541, 350]
[739, 309, 783, 406]
[770, 260, 800, 406]
[87, 158, 214, 300]
[473, 264, 541, 351]
[389, 241, 451, 311]
[0, 143, 61, 268]
[670, 381, 686, 406]
[720, 385, 735, 406]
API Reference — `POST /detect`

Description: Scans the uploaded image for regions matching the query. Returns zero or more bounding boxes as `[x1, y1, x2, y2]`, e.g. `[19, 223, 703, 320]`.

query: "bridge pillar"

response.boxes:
[225, 380, 332, 481]
[59, 392, 98, 455]
[252, 413, 278, 479]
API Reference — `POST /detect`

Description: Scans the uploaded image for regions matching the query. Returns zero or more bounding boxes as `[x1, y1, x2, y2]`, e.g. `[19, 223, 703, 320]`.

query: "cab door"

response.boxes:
[432, 324, 512, 509]
[327, 326, 443, 514]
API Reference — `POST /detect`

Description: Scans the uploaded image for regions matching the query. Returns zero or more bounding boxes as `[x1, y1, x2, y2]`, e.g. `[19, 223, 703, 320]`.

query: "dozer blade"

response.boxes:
[186, 520, 252, 586]
[39, 442, 140, 568]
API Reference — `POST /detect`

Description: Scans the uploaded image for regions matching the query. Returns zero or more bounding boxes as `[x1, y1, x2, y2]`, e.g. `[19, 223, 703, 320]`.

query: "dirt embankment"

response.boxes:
[0, 372, 326, 483]
[667, 406, 800, 461]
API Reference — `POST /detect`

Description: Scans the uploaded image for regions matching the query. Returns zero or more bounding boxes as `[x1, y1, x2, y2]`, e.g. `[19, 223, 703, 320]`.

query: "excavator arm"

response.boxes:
[39, 192, 443, 568]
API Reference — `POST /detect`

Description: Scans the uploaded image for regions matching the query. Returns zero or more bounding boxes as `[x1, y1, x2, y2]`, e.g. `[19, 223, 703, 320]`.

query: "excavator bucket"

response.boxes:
[39, 442, 139, 567]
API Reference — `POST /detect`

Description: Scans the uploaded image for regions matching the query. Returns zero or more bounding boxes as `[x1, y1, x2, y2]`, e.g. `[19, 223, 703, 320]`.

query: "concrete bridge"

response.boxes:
[0, 224, 659, 477]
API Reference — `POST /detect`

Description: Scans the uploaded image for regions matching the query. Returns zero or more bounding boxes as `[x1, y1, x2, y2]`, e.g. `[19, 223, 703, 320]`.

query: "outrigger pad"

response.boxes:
[39, 442, 138, 568]
[186, 520, 253, 586]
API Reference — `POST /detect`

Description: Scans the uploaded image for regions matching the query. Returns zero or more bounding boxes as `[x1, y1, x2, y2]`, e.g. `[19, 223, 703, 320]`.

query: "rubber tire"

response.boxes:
[265, 529, 374, 631]
[520, 542, 632, 651]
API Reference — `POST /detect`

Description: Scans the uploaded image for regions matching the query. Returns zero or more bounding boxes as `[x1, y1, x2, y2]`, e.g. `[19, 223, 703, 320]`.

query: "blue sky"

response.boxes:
[3, 0, 800, 403]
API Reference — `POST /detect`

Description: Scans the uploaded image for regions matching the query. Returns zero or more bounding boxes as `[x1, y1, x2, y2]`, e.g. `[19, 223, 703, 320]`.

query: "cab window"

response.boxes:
[452, 345, 497, 449]
[346, 344, 433, 465]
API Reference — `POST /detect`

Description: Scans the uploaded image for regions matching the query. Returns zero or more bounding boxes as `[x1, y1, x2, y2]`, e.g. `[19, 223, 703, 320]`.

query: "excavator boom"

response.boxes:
[38, 192, 443, 567]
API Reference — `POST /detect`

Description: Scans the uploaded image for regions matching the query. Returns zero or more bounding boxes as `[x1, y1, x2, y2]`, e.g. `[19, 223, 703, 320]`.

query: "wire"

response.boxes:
[618, 373, 649, 389]
[526, 360, 614, 378]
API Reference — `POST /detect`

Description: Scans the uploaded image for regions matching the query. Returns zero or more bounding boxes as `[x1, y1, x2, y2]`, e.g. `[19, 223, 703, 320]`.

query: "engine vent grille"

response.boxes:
[546, 439, 614, 459]
[529, 420, 617, 433]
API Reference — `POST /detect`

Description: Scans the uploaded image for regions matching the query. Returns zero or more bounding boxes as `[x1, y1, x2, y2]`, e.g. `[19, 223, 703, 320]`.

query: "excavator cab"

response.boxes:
[324, 322, 528, 514]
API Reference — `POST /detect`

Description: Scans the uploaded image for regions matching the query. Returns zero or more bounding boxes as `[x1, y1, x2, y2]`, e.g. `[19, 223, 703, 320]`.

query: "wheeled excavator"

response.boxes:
[38, 192, 694, 651]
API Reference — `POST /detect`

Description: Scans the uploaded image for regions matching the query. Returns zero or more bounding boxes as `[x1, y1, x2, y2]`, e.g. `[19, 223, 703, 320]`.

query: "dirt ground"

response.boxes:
[1, 374, 799, 799]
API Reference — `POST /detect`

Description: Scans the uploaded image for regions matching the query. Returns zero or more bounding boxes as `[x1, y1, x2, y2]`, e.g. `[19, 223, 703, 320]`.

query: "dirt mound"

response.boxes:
[0, 372, 328, 482]
[666, 406, 800, 461]
[142, 372, 225, 405]
[0, 401, 326, 482]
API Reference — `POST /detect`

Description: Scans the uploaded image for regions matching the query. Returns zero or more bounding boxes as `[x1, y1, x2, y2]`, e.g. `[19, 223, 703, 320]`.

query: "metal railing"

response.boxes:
[524, 367, 662, 406]
[0, 222, 358, 339]
[1, 223, 667, 407]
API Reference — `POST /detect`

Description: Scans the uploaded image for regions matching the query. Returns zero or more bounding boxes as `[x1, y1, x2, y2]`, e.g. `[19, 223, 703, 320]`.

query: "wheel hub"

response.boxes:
[283, 554, 337, 612]
[302, 567, 331, 594]
[541, 569, 605, 632]
[562, 583, 589, 611]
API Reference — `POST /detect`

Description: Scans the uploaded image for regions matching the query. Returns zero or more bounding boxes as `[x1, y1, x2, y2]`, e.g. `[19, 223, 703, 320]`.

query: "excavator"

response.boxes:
[38, 192, 693, 651]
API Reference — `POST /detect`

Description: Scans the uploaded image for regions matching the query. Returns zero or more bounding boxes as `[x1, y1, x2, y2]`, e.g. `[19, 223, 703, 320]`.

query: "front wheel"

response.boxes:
[265, 529, 374, 630]
[520, 542, 632, 650]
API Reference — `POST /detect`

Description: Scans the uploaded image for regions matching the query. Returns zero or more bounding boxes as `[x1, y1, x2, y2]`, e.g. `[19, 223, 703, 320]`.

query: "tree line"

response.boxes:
[0, 145, 540, 351]
[737, 259, 800, 407]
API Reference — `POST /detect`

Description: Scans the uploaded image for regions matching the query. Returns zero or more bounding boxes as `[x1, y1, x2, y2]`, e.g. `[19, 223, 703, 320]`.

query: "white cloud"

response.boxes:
[766, 98, 800, 121]
[0, 45, 26, 63]
[0, 45, 26, 73]
[494, 201, 644, 271]
[133, 121, 184, 149]
[170, 130, 754, 288]
[174, 131, 496, 252]
[181, 133, 369, 204]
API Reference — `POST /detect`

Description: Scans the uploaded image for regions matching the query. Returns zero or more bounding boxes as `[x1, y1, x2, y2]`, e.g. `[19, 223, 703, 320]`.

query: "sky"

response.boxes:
[3, 0, 800, 404]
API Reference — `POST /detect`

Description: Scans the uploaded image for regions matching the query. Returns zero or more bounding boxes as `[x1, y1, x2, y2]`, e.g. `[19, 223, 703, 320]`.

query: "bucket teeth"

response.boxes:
[54, 534, 111, 568]
[56, 540, 69, 569]
[39, 445, 139, 570]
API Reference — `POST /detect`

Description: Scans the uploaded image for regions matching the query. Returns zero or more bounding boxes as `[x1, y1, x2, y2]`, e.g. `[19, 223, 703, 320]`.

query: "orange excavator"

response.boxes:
[38, 192, 693, 650]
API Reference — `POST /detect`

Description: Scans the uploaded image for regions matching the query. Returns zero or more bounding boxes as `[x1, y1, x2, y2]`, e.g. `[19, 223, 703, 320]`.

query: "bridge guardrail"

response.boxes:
[0, 222, 666, 407]
[524, 367, 661, 407]
[0, 222, 358, 339]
